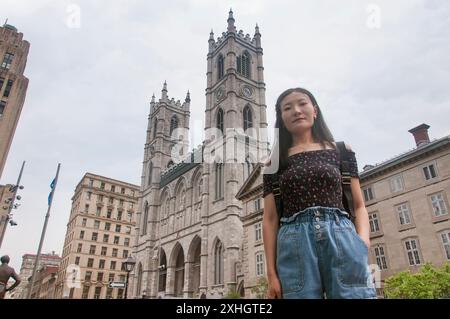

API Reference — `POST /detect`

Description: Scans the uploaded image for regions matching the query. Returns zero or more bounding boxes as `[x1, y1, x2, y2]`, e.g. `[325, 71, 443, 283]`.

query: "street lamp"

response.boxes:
[123, 256, 136, 299]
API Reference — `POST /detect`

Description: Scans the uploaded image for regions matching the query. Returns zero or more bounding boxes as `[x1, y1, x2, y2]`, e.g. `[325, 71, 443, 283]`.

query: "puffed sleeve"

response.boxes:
[263, 171, 277, 197]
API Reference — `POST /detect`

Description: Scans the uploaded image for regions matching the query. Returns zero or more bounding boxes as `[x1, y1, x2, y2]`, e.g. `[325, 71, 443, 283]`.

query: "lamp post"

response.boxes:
[123, 256, 136, 299]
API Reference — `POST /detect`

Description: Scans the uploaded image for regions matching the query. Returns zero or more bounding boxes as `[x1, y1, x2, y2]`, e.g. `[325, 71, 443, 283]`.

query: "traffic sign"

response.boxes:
[109, 281, 126, 289]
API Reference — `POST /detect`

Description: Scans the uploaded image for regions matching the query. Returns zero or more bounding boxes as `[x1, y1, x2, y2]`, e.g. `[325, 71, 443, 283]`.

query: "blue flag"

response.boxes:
[48, 178, 55, 205]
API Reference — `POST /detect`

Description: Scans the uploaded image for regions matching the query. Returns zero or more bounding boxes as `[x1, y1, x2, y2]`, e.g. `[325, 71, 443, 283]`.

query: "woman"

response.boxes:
[262, 88, 376, 299]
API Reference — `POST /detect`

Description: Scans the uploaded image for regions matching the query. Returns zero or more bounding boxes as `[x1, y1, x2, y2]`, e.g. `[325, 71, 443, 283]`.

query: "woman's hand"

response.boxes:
[266, 274, 282, 299]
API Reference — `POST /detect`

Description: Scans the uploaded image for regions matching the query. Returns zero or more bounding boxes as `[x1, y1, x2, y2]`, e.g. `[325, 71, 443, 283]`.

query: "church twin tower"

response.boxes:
[133, 10, 269, 298]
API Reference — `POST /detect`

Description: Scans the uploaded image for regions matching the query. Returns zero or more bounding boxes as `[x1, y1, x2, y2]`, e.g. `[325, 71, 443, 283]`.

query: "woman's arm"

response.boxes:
[263, 193, 282, 298]
[350, 177, 371, 249]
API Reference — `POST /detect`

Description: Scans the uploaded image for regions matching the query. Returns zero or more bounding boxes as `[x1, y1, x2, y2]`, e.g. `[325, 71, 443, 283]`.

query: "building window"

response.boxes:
[117, 289, 124, 299]
[82, 285, 90, 299]
[110, 261, 116, 270]
[119, 199, 124, 207]
[89, 245, 96, 255]
[117, 211, 122, 221]
[77, 243, 82, 253]
[255, 222, 262, 241]
[440, 230, 450, 260]
[216, 108, 224, 134]
[115, 224, 121, 233]
[148, 162, 153, 186]
[85, 271, 92, 281]
[369, 212, 380, 233]
[87, 258, 94, 268]
[0, 77, 4, 90]
[423, 163, 437, 180]
[94, 287, 102, 299]
[114, 236, 120, 245]
[237, 51, 250, 78]
[254, 198, 261, 212]
[105, 222, 111, 231]
[98, 260, 105, 269]
[215, 163, 224, 200]
[170, 115, 179, 137]
[127, 213, 133, 222]
[153, 119, 158, 139]
[404, 238, 421, 266]
[217, 54, 224, 80]
[75, 256, 80, 265]
[109, 197, 114, 205]
[84, 204, 89, 213]
[142, 202, 149, 236]
[121, 187, 125, 194]
[108, 273, 115, 282]
[106, 210, 112, 219]
[89, 179, 94, 187]
[390, 175, 404, 193]
[103, 234, 109, 243]
[214, 240, 224, 285]
[396, 203, 412, 225]
[101, 247, 107, 256]
[2, 80, 13, 98]
[96, 207, 101, 217]
[97, 272, 104, 282]
[125, 226, 131, 235]
[256, 252, 265, 276]
[87, 192, 92, 200]
[374, 246, 388, 270]
[430, 192, 448, 217]
[0, 101, 6, 117]
[82, 218, 87, 227]
[91, 232, 98, 241]
[122, 250, 129, 258]
[124, 238, 130, 247]
[112, 248, 118, 258]
[1, 53, 14, 69]
[100, 182, 105, 190]
[111, 185, 115, 192]
[243, 105, 253, 131]
[363, 186, 374, 202]
[106, 288, 113, 299]
[94, 220, 100, 229]
[79, 231, 85, 239]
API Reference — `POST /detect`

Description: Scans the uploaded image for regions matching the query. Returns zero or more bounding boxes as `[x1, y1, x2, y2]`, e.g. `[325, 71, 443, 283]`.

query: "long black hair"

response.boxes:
[272, 87, 334, 171]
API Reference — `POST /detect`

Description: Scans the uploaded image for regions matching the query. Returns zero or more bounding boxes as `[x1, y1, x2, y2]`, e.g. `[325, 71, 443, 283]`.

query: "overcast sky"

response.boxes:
[1, 0, 449, 271]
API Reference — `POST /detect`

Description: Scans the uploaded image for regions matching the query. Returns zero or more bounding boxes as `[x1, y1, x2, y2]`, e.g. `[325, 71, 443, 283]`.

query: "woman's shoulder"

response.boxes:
[331, 141, 353, 152]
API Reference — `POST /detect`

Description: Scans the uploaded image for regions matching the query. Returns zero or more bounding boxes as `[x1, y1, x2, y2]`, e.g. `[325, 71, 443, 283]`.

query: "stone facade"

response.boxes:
[0, 24, 30, 179]
[54, 173, 139, 299]
[29, 265, 59, 299]
[130, 11, 269, 299]
[360, 127, 450, 297]
[12, 252, 61, 299]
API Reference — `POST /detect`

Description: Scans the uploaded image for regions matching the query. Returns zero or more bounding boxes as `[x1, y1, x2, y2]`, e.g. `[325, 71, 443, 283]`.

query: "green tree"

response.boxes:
[384, 262, 450, 299]
[223, 289, 242, 299]
[251, 277, 268, 299]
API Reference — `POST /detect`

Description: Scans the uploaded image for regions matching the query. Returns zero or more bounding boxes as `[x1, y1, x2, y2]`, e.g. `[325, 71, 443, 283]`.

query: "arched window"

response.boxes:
[142, 202, 149, 236]
[170, 116, 178, 137]
[214, 240, 224, 285]
[198, 177, 203, 201]
[148, 162, 153, 186]
[216, 108, 224, 134]
[153, 119, 158, 139]
[243, 105, 253, 131]
[215, 163, 223, 200]
[218, 54, 224, 80]
[135, 263, 143, 296]
[237, 52, 250, 78]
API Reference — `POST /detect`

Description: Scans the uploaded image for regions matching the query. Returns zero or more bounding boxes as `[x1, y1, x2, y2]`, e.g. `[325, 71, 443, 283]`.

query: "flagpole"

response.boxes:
[27, 163, 61, 299]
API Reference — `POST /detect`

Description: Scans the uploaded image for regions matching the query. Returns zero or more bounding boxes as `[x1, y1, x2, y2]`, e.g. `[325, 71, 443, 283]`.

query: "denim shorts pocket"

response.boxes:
[276, 225, 304, 294]
[334, 224, 370, 287]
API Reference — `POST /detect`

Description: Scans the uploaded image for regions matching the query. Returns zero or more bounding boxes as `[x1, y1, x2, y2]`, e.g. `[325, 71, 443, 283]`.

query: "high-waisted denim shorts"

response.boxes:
[276, 206, 377, 299]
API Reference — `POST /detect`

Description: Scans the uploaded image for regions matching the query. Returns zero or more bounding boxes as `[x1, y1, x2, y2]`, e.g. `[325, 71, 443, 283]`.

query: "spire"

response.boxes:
[227, 8, 236, 33]
[185, 90, 191, 103]
[254, 23, 261, 48]
[255, 23, 260, 35]
[151, 93, 155, 104]
[161, 81, 168, 101]
[209, 29, 214, 41]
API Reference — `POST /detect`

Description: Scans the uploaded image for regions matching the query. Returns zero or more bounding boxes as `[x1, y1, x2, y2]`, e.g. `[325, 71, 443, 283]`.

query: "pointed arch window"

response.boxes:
[237, 52, 250, 78]
[216, 108, 224, 134]
[243, 105, 253, 131]
[214, 240, 224, 285]
[215, 163, 224, 200]
[218, 54, 224, 80]
[148, 162, 153, 186]
[153, 119, 158, 139]
[142, 202, 149, 236]
[170, 116, 178, 137]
